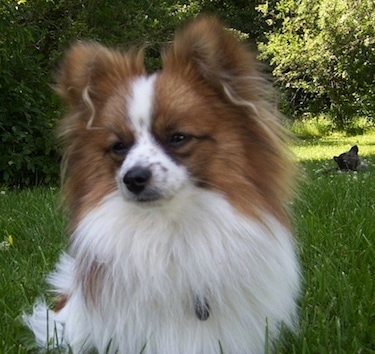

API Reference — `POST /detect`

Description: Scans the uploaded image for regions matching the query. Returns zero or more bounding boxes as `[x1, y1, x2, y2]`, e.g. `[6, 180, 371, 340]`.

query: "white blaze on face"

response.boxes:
[127, 75, 156, 134]
[117, 75, 188, 203]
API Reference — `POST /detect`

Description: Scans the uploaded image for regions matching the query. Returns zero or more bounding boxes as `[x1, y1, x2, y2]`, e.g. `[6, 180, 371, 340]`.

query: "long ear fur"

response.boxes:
[55, 42, 145, 109]
[163, 17, 296, 222]
[162, 17, 262, 103]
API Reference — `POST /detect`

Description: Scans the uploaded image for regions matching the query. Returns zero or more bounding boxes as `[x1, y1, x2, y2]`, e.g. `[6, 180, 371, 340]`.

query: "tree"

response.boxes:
[257, 0, 375, 127]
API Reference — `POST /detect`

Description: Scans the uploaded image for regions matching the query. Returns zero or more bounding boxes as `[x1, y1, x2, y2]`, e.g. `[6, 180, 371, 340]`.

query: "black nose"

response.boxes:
[123, 167, 151, 194]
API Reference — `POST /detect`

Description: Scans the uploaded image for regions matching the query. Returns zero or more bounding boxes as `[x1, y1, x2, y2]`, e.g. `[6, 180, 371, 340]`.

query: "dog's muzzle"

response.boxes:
[123, 166, 151, 194]
[123, 166, 161, 202]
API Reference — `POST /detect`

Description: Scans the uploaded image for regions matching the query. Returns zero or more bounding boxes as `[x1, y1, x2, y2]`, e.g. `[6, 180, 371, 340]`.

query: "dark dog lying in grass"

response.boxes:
[334, 145, 368, 171]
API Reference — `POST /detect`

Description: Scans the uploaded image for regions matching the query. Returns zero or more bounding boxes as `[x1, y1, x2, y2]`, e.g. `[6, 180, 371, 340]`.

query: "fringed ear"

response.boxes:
[55, 41, 145, 109]
[162, 17, 260, 100]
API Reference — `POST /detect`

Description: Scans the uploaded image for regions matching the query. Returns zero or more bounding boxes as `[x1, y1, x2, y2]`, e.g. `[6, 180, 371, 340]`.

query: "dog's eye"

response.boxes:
[168, 133, 192, 147]
[110, 142, 129, 156]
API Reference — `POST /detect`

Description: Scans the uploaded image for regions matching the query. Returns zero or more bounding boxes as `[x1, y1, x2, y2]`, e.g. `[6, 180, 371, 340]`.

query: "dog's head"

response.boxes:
[334, 145, 365, 171]
[55, 17, 295, 227]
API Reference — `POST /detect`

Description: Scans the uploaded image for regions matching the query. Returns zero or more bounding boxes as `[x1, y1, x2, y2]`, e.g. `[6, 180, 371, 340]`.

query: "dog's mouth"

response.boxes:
[130, 189, 163, 203]
[123, 185, 177, 208]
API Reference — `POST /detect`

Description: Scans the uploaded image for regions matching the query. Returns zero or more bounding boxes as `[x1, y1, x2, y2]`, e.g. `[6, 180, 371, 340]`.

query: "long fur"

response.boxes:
[24, 17, 300, 353]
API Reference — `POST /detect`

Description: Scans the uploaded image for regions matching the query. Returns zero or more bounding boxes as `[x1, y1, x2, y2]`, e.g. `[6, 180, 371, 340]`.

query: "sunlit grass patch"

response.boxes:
[291, 129, 375, 163]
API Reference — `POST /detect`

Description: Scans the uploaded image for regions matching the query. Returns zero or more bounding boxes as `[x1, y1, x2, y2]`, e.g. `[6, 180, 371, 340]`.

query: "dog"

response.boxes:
[24, 17, 300, 353]
[334, 145, 367, 171]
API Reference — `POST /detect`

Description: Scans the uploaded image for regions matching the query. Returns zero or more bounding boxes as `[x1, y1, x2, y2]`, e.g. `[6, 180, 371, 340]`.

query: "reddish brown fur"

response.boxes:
[54, 295, 68, 312]
[56, 43, 145, 229]
[157, 18, 295, 223]
[56, 17, 295, 233]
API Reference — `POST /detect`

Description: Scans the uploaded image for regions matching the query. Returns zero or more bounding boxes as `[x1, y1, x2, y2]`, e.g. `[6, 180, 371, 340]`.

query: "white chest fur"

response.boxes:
[25, 188, 299, 353]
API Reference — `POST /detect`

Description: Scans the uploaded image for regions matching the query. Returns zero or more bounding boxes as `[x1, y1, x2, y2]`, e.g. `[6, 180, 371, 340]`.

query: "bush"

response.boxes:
[0, 1, 61, 186]
[258, 0, 375, 128]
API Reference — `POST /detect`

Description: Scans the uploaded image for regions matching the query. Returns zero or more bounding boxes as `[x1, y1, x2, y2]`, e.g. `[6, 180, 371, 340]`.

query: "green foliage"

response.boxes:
[289, 115, 375, 139]
[288, 115, 334, 139]
[258, 0, 375, 128]
[0, 1, 60, 186]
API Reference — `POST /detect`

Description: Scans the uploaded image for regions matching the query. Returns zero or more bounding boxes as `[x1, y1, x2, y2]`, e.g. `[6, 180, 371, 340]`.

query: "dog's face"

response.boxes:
[113, 75, 190, 204]
[334, 145, 362, 171]
[57, 18, 295, 226]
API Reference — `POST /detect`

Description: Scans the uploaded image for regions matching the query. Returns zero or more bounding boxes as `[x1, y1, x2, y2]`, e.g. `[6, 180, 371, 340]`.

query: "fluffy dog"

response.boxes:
[24, 17, 300, 353]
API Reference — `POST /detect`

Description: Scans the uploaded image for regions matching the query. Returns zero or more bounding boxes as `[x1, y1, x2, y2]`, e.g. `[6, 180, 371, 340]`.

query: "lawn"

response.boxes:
[289, 131, 375, 353]
[1, 131, 374, 353]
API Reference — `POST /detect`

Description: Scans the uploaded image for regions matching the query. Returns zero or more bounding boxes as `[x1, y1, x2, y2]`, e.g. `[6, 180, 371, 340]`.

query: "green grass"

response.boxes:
[1, 131, 375, 353]
[285, 129, 375, 353]
[0, 188, 66, 353]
